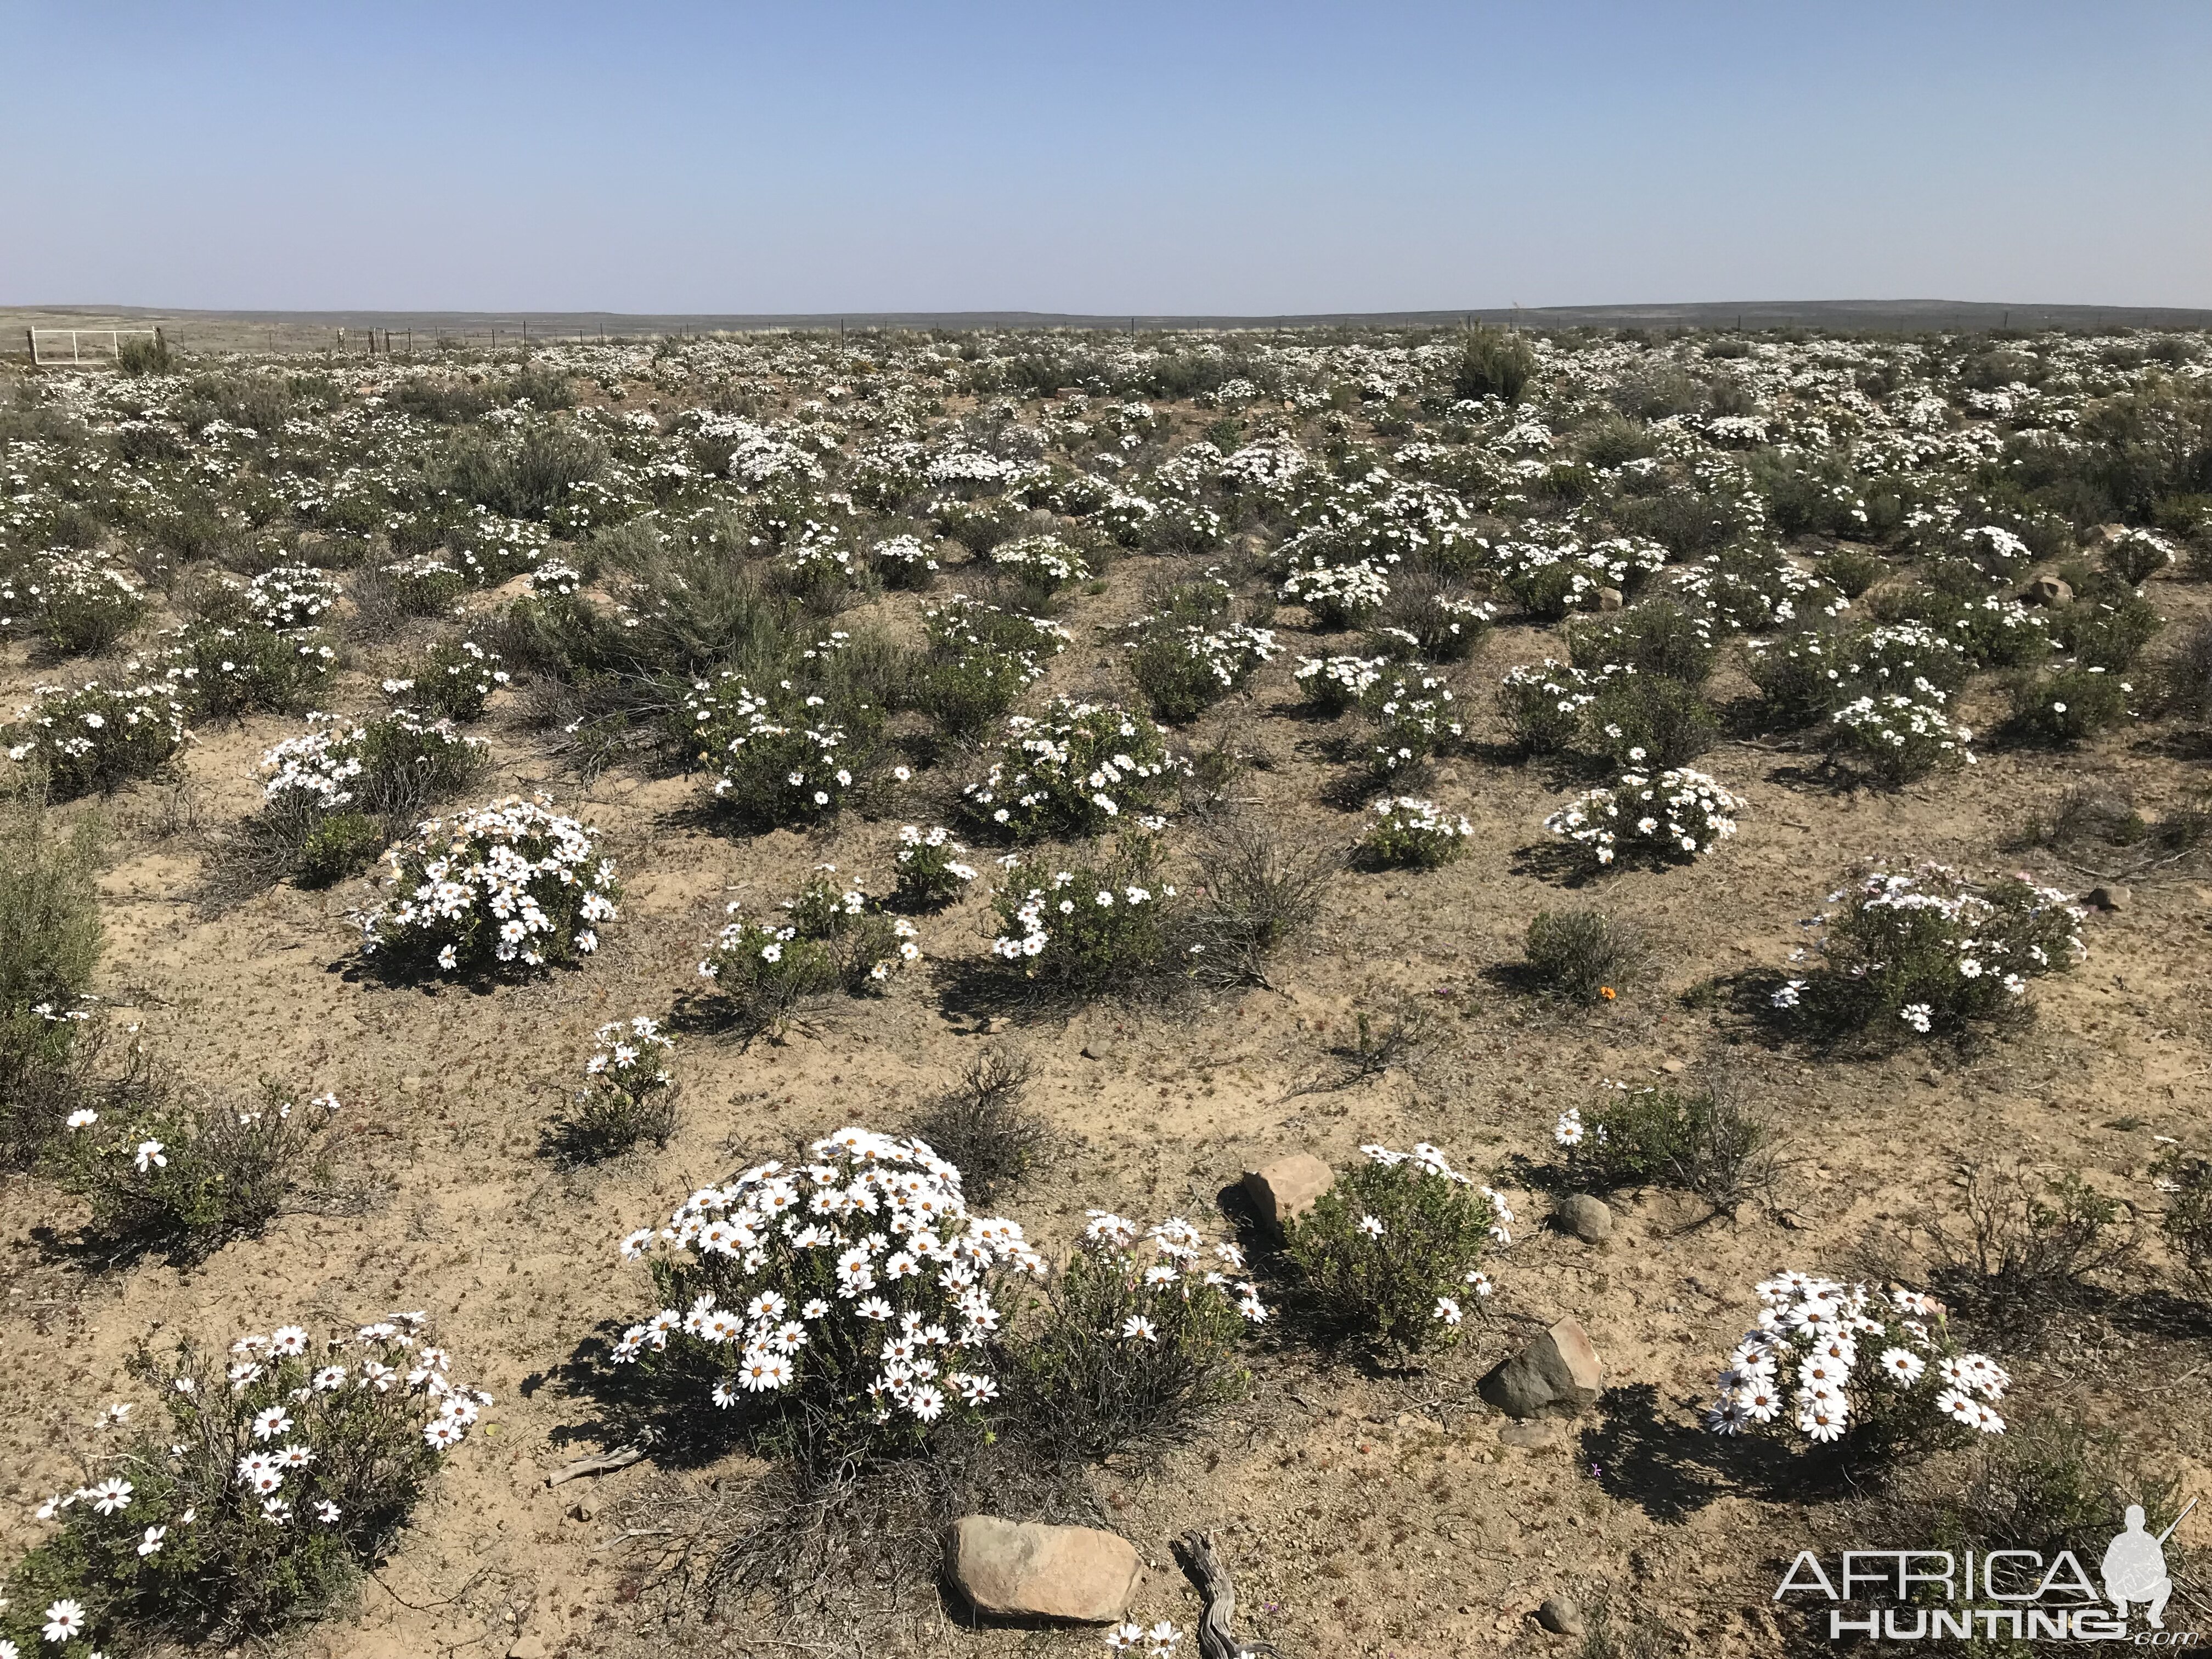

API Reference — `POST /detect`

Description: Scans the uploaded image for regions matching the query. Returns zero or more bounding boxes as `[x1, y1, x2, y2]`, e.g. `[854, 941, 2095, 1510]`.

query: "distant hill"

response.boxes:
[7, 298, 2210, 358]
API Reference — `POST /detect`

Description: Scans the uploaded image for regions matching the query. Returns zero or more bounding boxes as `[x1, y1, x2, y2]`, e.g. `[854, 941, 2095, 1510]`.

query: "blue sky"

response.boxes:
[6, 1, 2209, 313]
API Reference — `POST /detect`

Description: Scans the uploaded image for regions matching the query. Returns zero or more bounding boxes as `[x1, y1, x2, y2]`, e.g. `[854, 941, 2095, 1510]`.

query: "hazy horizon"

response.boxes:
[7, 0, 2210, 315]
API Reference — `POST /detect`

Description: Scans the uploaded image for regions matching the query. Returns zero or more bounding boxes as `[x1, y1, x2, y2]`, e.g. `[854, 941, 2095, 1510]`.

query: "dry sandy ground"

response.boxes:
[3, 508, 2210, 1658]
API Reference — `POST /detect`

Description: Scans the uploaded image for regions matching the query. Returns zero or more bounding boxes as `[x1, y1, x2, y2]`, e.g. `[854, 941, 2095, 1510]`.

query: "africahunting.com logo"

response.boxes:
[1778, 1498, 2198, 1643]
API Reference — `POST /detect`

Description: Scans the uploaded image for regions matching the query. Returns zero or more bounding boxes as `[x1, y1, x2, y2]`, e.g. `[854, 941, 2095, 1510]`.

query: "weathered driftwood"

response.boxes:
[544, 1444, 646, 1487]
[1172, 1530, 1284, 1659]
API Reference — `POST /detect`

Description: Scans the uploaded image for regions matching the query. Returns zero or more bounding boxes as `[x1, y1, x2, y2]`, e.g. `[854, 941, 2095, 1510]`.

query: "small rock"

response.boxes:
[568, 1498, 596, 1521]
[2086, 884, 2130, 912]
[1538, 1595, 1586, 1637]
[2025, 574, 2073, 606]
[947, 1516, 1141, 1624]
[1479, 1318, 1605, 1419]
[1242, 1153, 1334, 1238]
[1080, 1039, 1118, 1061]
[1596, 586, 1624, 612]
[1554, 1193, 1613, 1243]
[399, 1075, 422, 1094]
[507, 1637, 550, 1659]
[1498, 1419, 1564, 1449]
[1775, 1208, 1810, 1231]
[1659, 1058, 1685, 1075]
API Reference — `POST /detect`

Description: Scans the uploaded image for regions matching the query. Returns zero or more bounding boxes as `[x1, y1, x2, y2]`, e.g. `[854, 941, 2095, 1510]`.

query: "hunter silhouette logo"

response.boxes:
[1775, 1496, 2201, 1643]
[2106, 1498, 2196, 1630]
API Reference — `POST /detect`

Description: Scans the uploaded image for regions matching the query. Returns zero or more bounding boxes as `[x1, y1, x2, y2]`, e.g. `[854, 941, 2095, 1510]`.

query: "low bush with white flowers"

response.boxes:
[0, 1312, 486, 1654]
[963, 697, 1181, 839]
[1279, 1144, 1508, 1353]
[1295, 653, 1386, 715]
[0, 550, 148, 658]
[4, 679, 190, 799]
[1280, 557, 1391, 630]
[551, 1015, 678, 1161]
[1544, 766, 1743, 871]
[1770, 865, 2084, 1043]
[1702, 1273, 2010, 1452]
[683, 674, 884, 825]
[1361, 670, 1465, 779]
[893, 824, 978, 910]
[1830, 687, 1975, 782]
[1359, 795, 1473, 868]
[695, 864, 920, 1034]
[355, 794, 619, 975]
[607, 1127, 1045, 1457]
[1009, 1210, 1266, 1463]
[989, 832, 1186, 995]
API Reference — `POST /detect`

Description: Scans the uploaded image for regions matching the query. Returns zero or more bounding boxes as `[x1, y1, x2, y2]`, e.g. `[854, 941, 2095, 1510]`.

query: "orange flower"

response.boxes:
[1599, 985, 1617, 1000]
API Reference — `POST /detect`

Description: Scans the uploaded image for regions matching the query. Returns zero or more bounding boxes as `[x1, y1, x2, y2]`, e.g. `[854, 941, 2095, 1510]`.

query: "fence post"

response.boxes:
[25, 329, 36, 364]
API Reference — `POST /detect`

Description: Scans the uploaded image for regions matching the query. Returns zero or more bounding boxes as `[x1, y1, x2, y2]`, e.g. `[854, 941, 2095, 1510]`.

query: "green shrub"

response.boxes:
[1818, 546, 1887, 598]
[1362, 670, 1466, 780]
[893, 824, 979, 909]
[0, 552, 148, 658]
[0, 1313, 484, 1654]
[2103, 528, 2178, 586]
[161, 622, 334, 717]
[1452, 328, 1535, 404]
[915, 596, 1065, 740]
[548, 1015, 678, 1163]
[291, 812, 386, 885]
[1923, 1165, 2138, 1314]
[1585, 674, 1718, 767]
[3, 680, 190, 798]
[1566, 599, 1716, 687]
[1830, 691, 1977, 782]
[392, 636, 507, 722]
[1774, 865, 2085, 1044]
[1007, 1211, 1261, 1462]
[1521, 909, 1646, 1005]
[2054, 589, 2163, 669]
[988, 832, 1185, 995]
[905, 1046, 1046, 1203]
[1359, 795, 1472, 868]
[116, 333, 173, 375]
[0, 804, 103, 1124]
[1280, 1145, 1502, 1352]
[1497, 661, 1596, 753]
[58, 1081, 338, 1265]
[989, 534, 1090, 606]
[1372, 575, 1494, 663]
[1551, 1086, 1776, 1211]
[2006, 667, 2132, 745]
[1295, 653, 1386, 714]
[695, 867, 918, 1034]
[2153, 1147, 2212, 1289]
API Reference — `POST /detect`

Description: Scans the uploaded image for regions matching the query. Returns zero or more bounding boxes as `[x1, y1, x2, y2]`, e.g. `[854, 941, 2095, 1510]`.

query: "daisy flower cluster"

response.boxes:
[1704, 1274, 2008, 1445]
[1104, 1620, 1184, 1656]
[3, 678, 190, 799]
[1361, 795, 1475, 868]
[356, 794, 618, 974]
[1279, 556, 1392, 630]
[1497, 659, 1599, 752]
[1770, 865, 2084, 1040]
[989, 534, 1092, 596]
[3, 1314, 484, 1655]
[1076, 1209, 1268, 1333]
[870, 532, 941, 588]
[683, 674, 878, 824]
[893, 823, 978, 909]
[1280, 1144, 1507, 1353]
[585, 1014, 675, 1099]
[611, 1127, 1045, 1445]
[988, 833, 1180, 989]
[1363, 671, 1465, 777]
[1544, 766, 1743, 870]
[696, 865, 921, 1030]
[258, 708, 484, 814]
[398, 635, 509, 722]
[962, 697, 1181, 839]
[1830, 687, 1975, 783]
[0, 549, 146, 656]
[1294, 653, 1387, 714]
[1126, 619, 1279, 723]
[238, 564, 341, 630]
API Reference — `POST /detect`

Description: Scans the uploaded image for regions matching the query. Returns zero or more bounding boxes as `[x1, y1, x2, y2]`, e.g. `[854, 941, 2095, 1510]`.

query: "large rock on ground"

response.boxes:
[1554, 1193, 1613, 1243]
[1242, 1153, 1334, 1237]
[946, 1516, 1140, 1623]
[1479, 1317, 1605, 1419]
